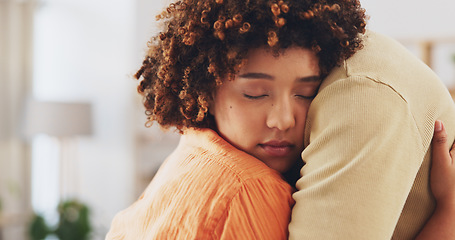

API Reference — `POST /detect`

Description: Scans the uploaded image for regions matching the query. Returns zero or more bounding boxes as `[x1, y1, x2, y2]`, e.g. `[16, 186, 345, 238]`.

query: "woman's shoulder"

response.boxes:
[155, 128, 294, 238]
[106, 128, 294, 239]
[178, 128, 290, 186]
[158, 127, 295, 210]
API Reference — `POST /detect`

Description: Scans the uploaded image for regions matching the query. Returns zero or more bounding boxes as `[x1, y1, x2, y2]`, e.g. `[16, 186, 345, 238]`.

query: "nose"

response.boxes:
[266, 98, 296, 131]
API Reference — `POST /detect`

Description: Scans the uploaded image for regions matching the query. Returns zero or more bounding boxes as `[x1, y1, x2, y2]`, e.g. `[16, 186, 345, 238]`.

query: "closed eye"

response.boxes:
[243, 94, 268, 99]
[296, 94, 316, 100]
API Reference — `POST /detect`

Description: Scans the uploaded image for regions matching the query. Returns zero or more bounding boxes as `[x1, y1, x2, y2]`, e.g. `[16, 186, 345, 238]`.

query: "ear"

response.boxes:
[207, 96, 215, 115]
[208, 82, 221, 116]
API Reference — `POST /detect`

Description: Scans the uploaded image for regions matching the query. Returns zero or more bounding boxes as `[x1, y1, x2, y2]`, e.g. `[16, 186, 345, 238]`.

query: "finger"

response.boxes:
[432, 120, 451, 167]
[450, 142, 455, 165]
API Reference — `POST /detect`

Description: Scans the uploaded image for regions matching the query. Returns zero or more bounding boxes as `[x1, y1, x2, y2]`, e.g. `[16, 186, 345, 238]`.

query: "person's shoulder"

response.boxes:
[175, 128, 294, 208]
[181, 128, 289, 185]
[344, 31, 438, 83]
[107, 128, 293, 239]
[320, 30, 443, 102]
[171, 129, 294, 233]
[178, 128, 293, 199]
[150, 128, 293, 210]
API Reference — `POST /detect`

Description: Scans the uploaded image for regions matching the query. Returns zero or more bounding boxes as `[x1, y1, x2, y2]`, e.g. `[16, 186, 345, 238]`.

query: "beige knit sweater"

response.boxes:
[289, 31, 455, 239]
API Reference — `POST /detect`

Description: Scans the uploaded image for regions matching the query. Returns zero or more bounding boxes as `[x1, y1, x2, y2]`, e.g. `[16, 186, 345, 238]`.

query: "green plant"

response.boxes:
[29, 214, 51, 240]
[28, 199, 92, 240]
[55, 200, 91, 240]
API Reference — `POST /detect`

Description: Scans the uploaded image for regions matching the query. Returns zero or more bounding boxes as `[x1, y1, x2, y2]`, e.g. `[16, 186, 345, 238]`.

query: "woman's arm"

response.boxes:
[416, 120, 455, 239]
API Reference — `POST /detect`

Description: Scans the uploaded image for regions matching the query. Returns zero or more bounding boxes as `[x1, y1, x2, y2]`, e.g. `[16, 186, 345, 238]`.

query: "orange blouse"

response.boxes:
[106, 128, 294, 239]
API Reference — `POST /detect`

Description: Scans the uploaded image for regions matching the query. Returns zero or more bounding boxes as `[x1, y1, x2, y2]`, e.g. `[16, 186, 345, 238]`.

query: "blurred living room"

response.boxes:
[1, 0, 455, 239]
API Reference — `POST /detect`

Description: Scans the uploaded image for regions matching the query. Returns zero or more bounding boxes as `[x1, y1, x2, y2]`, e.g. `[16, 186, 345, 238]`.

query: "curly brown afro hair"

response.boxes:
[136, 0, 367, 132]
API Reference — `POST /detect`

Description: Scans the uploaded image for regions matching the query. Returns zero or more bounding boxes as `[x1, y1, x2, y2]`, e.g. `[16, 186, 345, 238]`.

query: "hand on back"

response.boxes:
[430, 120, 455, 210]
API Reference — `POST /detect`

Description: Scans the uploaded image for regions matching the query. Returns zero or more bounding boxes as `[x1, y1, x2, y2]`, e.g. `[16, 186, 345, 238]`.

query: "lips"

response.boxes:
[259, 140, 294, 157]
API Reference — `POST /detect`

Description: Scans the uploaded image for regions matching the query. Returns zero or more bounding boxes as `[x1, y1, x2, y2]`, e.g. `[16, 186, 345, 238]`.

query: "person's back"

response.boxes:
[290, 31, 455, 239]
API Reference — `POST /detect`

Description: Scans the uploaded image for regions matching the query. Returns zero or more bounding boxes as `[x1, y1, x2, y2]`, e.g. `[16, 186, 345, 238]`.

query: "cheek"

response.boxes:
[214, 104, 265, 153]
[301, 106, 310, 127]
[294, 102, 311, 137]
[225, 104, 263, 130]
[215, 103, 265, 143]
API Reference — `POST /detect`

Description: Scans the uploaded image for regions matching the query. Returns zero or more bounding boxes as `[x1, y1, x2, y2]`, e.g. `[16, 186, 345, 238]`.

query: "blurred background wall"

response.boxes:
[0, 0, 454, 239]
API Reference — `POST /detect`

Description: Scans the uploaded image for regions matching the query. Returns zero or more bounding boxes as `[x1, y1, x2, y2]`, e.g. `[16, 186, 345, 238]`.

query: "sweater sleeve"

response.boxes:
[289, 76, 425, 239]
[216, 177, 294, 240]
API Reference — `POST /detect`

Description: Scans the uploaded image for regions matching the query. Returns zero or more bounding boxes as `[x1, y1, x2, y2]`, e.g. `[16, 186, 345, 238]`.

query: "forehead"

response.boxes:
[240, 47, 320, 75]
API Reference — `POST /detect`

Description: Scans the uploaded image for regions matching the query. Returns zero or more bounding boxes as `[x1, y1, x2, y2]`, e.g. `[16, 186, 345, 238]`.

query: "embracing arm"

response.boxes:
[289, 77, 426, 239]
[416, 120, 455, 239]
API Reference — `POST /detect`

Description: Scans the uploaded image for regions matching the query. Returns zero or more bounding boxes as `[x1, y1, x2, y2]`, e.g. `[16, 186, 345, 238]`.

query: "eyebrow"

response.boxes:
[297, 76, 322, 82]
[238, 72, 274, 80]
[238, 72, 321, 82]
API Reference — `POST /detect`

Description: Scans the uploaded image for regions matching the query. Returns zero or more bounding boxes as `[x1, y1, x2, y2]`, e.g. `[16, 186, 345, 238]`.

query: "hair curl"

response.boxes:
[136, 0, 367, 131]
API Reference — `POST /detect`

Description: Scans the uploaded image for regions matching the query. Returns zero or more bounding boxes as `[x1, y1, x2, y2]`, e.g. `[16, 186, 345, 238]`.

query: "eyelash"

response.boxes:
[243, 94, 316, 100]
[296, 94, 316, 100]
[243, 94, 268, 99]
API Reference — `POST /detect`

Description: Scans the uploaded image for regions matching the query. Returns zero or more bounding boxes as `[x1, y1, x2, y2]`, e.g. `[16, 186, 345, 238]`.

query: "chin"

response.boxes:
[266, 162, 292, 174]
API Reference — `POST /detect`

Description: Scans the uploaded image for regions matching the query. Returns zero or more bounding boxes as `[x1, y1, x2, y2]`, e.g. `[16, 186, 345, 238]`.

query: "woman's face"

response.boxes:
[210, 47, 321, 173]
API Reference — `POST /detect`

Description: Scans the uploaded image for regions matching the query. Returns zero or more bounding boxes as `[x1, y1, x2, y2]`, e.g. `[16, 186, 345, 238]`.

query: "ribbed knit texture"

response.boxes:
[105, 128, 294, 240]
[289, 31, 455, 240]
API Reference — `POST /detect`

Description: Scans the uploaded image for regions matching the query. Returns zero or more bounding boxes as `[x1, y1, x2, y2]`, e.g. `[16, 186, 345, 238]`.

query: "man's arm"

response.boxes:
[289, 77, 425, 239]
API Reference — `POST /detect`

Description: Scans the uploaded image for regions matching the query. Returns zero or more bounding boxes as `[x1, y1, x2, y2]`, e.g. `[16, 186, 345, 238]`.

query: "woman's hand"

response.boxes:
[430, 120, 455, 208]
[416, 120, 455, 240]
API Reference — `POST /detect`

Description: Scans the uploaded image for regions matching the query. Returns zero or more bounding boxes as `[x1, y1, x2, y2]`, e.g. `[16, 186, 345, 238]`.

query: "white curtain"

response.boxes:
[0, 0, 35, 239]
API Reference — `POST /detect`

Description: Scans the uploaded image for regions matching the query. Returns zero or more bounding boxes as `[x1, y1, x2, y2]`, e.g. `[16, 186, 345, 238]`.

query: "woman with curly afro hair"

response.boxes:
[106, 0, 455, 239]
